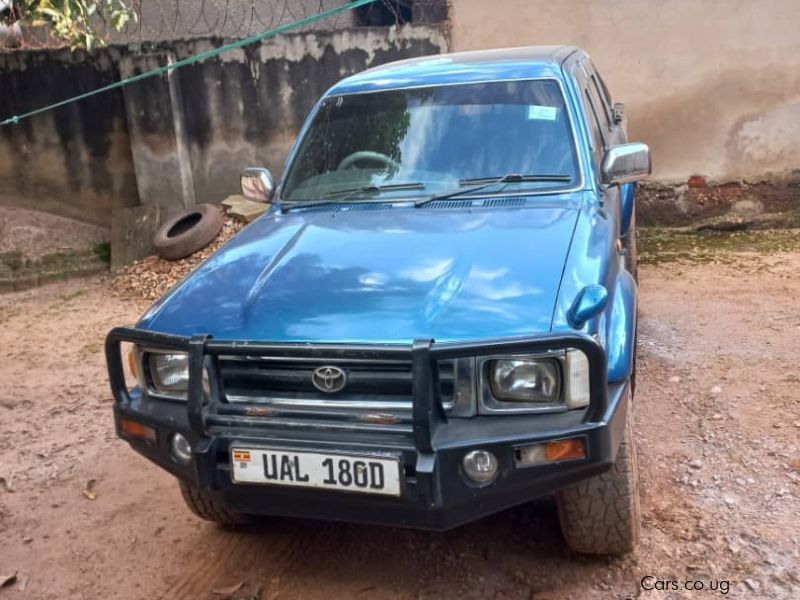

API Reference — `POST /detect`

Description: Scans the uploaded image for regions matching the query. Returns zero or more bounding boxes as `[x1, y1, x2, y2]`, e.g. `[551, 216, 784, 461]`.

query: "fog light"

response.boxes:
[170, 432, 192, 465]
[462, 449, 499, 484]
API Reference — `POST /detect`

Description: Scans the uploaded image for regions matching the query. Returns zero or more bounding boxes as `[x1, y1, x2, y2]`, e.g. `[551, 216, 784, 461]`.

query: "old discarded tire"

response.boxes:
[153, 204, 223, 261]
[178, 481, 250, 526]
[556, 401, 640, 555]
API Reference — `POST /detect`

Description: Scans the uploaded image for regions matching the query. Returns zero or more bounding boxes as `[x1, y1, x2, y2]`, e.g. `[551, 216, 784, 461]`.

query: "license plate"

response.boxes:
[230, 448, 401, 497]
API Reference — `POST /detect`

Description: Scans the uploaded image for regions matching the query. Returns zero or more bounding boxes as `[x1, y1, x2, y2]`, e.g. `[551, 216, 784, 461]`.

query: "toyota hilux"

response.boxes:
[106, 46, 651, 555]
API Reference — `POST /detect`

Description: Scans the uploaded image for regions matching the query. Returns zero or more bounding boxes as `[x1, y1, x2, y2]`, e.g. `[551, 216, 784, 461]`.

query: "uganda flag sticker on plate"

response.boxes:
[233, 450, 251, 463]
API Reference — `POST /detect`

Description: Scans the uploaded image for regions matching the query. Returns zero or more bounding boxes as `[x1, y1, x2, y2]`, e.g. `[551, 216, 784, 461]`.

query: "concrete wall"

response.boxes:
[0, 48, 140, 226]
[6, 0, 794, 230]
[0, 25, 448, 225]
[122, 26, 448, 212]
[449, 0, 800, 183]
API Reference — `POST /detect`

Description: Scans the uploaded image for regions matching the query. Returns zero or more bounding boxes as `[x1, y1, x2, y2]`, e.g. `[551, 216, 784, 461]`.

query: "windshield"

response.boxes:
[281, 79, 580, 202]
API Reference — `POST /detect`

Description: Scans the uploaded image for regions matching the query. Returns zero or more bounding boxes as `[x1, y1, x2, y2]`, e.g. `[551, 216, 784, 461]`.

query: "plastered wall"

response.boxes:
[449, 0, 800, 182]
[0, 26, 447, 225]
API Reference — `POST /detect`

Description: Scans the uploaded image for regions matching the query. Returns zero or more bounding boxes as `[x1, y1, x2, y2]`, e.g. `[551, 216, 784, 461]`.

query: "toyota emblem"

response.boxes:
[311, 365, 347, 393]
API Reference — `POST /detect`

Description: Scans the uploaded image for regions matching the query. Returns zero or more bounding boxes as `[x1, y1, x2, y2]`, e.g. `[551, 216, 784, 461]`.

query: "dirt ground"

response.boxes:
[1, 238, 799, 599]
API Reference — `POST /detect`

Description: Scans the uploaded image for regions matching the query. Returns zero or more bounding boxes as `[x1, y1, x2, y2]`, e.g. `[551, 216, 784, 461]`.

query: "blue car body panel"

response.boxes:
[326, 47, 573, 96]
[139, 197, 581, 343]
[619, 182, 636, 235]
[137, 46, 638, 383]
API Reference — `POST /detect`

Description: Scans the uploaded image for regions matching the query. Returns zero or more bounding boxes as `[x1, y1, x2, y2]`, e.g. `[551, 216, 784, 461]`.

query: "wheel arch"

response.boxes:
[605, 268, 637, 383]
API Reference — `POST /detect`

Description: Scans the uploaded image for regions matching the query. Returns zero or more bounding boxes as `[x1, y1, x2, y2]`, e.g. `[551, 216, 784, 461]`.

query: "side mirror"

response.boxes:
[240, 167, 275, 202]
[600, 143, 651, 186]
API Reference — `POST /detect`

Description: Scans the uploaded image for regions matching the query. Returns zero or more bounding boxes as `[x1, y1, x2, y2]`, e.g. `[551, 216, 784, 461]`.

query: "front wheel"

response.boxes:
[178, 481, 250, 526]
[555, 401, 640, 555]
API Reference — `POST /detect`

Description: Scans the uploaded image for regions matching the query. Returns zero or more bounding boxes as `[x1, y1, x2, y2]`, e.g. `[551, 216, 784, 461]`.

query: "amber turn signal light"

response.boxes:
[119, 418, 156, 443]
[127, 350, 138, 379]
[545, 438, 586, 462]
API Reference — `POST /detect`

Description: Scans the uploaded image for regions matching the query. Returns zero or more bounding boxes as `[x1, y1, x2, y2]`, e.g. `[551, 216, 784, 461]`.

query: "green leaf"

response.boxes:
[19, 0, 136, 48]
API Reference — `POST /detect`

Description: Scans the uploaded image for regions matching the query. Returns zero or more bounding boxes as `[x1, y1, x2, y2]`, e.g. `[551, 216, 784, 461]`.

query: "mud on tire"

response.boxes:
[556, 401, 640, 555]
[178, 481, 250, 526]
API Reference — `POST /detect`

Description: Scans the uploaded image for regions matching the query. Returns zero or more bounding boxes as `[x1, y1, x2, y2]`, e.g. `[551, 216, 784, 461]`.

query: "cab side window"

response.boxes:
[586, 67, 612, 131]
[594, 67, 613, 110]
[574, 65, 606, 168]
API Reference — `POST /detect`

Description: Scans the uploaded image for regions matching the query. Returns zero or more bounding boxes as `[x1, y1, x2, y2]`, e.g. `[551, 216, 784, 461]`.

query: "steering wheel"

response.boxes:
[338, 151, 400, 172]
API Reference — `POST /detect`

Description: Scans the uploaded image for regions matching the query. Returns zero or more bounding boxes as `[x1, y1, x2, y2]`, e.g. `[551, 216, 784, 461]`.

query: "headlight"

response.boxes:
[149, 353, 189, 393]
[489, 358, 560, 403]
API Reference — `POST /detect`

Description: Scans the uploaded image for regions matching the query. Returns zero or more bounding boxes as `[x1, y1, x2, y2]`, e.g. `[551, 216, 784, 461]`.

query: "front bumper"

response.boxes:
[106, 328, 629, 530]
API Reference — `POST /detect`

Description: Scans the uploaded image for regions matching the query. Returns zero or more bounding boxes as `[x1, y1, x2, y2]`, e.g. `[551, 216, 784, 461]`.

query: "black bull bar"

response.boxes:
[106, 326, 608, 453]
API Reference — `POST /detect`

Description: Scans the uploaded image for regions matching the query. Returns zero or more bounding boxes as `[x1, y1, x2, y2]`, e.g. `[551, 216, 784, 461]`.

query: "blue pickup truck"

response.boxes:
[106, 46, 650, 555]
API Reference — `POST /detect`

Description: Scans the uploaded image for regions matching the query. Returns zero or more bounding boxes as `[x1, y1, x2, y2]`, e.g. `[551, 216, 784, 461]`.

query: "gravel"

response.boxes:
[109, 217, 243, 301]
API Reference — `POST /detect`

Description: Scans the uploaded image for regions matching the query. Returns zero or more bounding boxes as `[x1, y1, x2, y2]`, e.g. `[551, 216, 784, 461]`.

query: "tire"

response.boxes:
[153, 204, 223, 261]
[178, 480, 250, 526]
[556, 401, 640, 555]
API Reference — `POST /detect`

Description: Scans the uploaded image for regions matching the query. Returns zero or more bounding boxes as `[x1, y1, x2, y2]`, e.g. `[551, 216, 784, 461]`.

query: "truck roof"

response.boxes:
[326, 46, 581, 96]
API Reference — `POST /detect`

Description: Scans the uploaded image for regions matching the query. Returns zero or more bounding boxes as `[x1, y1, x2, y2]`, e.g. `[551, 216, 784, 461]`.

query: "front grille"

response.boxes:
[218, 356, 455, 411]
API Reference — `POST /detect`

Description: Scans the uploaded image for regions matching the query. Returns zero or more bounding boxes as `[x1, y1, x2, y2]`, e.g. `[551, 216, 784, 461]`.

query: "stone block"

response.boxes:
[111, 204, 163, 271]
[221, 195, 251, 210]
[223, 195, 270, 223]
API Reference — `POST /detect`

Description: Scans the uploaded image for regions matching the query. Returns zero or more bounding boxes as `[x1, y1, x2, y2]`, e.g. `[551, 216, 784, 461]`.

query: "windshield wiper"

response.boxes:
[281, 182, 426, 212]
[326, 181, 426, 198]
[414, 173, 572, 208]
